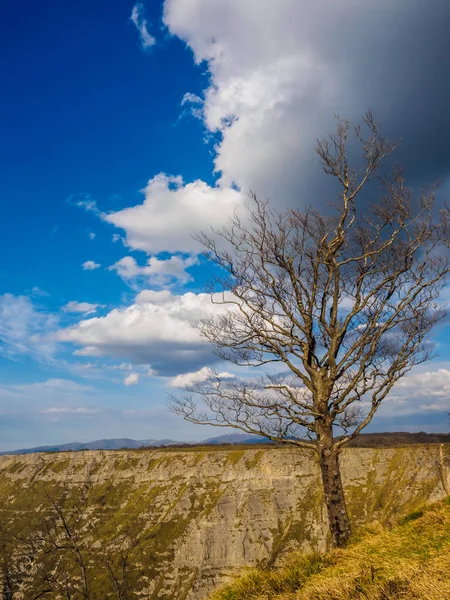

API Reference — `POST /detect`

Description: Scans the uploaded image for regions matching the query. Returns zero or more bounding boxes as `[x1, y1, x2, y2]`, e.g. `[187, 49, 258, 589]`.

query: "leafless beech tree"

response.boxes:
[170, 112, 450, 547]
[37, 485, 93, 599]
[99, 535, 139, 600]
[0, 482, 139, 599]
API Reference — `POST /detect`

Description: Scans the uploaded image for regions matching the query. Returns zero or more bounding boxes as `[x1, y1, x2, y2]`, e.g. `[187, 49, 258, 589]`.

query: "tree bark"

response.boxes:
[439, 444, 450, 497]
[318, 440, 352, 547]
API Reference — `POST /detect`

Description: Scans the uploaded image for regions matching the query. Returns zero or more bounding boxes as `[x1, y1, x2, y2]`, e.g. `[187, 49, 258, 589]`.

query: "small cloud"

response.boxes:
[108, 254, 197, 288]
[8, 378, 93, 395]
[419, 403, 450, 412]
[62, 301, 102, 315]
[41, 407, 101, 415]
[179, 93, 204, 122]
[181, 93, 203, 106]
[73, 346, 104, 357]
[112, 233, 121, 243]
[168, 366, 235, 388]
[124, 372, 140, 386]
[130, 3, 155, 50]
[89, 232, 96, 240]
[67, 193, 100, 215]
[111, 363, 133, 371]
[82, 260, 101, 271]
[31, 286, 50, 298]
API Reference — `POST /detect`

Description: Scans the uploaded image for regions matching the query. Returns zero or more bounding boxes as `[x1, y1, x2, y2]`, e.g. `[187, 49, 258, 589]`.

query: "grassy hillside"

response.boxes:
[210, 498, 450, 600]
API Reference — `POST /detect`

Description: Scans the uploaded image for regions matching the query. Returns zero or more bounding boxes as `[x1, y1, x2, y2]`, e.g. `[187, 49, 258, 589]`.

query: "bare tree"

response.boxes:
[0, 509, 54, 600]
[0, 525, 28, 600]
[37, 484, 93, 600]
[99, 535, 139, 600]
[170, 112, 450, 547]
[0, 482, 139, 599]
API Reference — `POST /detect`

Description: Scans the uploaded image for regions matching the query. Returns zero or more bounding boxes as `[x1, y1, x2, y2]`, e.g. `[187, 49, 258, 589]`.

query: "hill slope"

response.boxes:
[211, 498, 450, 600]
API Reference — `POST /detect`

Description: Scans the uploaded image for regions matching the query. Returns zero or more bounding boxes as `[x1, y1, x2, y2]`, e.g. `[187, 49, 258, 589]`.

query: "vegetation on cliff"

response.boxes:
[0, 445, 448, 599]
[210, 498, 450, 600]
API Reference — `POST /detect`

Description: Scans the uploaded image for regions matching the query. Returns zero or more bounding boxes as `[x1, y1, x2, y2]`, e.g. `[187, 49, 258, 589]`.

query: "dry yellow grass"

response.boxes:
[211, 499, 450, 600]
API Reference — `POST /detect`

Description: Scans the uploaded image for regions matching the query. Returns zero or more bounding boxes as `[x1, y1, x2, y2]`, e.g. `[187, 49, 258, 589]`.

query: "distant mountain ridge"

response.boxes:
[0, 437, 181, 456]
[0, 433, 266, 455]
[1, 431, 450, 456]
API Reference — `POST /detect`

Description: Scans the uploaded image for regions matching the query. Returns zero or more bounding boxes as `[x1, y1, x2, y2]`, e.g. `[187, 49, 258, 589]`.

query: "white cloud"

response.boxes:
[102, 174, 242, 254]
[0, 294, 58, 362]
[89, 232, 96, 240]
[112, 233, 121, 243]
[181, 92, 203, 106]
[421, 403, 449, 412]
[31, 286, 50, 297]
[124, 372, 140, 386]
[168, 366, 235, 388]
[57, 290, 231, 376]
[82, 260, 101, 271]
[62, 301, 102, 315]
[180, 93, 204, 120]
[362, 366, 450, 419]
[9, 378, 93, 395]
[162, 0, 344, 204]
[73, 346, 104, 357]
[109, 255, 197, 287]
[393, 369, 450, 405]
[41, 406, 100, 415]
[161, 0, 450, 207]
[135, 289, 173, 305]
[0, 378, 101, 428]
[68, 194, 99, 214]
[0, 379, 98, 421]
[130, 3, 156, 50]
[103, 0, 443, 258]
[112, 363, 133, 371]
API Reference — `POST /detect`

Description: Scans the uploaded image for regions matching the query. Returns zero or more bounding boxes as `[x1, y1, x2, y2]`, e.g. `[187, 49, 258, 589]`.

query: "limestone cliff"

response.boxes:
[0, 444, 448, 599]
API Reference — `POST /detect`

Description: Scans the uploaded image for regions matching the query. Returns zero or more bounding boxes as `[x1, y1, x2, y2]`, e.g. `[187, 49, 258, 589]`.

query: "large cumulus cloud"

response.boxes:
[163, 0, 450, 204]
[98, 0, 450, 254]
[103, 174, 243, 254]
[57, 290, 231, 376]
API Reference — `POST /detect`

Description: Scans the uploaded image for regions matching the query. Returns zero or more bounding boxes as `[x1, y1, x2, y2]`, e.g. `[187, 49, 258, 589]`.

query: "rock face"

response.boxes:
[0, 445, 449, 599]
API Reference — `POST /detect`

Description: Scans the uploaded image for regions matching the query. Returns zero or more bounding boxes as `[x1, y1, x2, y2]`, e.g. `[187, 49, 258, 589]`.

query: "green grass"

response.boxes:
[210, 498, 450, 600]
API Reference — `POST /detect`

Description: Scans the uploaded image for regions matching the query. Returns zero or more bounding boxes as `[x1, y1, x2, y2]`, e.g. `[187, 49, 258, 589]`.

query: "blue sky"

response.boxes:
[1, 0, 450, 450]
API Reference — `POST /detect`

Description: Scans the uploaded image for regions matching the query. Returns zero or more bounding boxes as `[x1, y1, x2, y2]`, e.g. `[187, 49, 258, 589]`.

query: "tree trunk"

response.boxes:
[318, 441, 351, 547]
[439, 444, 450, 496]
